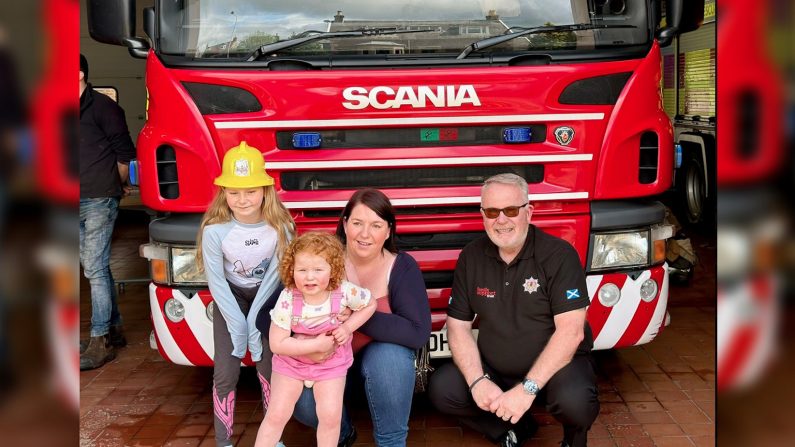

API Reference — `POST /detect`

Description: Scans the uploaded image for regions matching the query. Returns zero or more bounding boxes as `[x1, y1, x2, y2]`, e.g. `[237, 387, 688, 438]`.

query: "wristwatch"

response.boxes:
[521, 378, 540, 395]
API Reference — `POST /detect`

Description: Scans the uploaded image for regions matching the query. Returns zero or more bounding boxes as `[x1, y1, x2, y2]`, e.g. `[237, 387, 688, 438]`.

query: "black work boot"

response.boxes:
[80, 324, 126, 353]
[497, 416, 538, 447]
[80, 335, 116, 370]
[338, 426, 357, 447]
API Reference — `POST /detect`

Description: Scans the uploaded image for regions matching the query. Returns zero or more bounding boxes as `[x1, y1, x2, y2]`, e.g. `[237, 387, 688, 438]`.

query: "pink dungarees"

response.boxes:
[271, 287, 354, 381]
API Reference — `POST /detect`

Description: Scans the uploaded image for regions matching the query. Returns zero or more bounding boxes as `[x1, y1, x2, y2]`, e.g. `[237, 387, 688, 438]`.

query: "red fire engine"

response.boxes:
[87, 0, 703, 367]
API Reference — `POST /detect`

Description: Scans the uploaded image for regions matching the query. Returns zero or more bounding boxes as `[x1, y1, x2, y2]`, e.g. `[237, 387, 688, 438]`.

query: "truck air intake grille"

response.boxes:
[280, 166, 544, 191]
[559, 72, 632, 105]
[182, 82, 262, 115]
[276, 125, 546, 149]
[156, 145, 179, 199]
[638, 132, 658, 184]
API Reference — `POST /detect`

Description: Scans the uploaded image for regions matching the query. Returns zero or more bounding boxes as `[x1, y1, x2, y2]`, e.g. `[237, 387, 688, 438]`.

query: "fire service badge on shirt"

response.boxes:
[523, 277, 540, 295]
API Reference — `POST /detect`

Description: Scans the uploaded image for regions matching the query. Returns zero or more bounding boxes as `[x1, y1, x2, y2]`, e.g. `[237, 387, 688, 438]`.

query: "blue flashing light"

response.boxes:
[503, 127, 532, 144]
[292, 132, 322, 149]
[674, 143, 682, 169]
[129, 160, 139, 186]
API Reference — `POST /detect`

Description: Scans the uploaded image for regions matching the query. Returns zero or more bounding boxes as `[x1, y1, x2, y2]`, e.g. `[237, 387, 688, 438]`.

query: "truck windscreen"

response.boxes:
[158, 0, 650, 59]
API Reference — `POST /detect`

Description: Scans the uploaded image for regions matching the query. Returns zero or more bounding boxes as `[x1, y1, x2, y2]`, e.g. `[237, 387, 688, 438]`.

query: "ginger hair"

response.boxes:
[279, 231, 345, 291]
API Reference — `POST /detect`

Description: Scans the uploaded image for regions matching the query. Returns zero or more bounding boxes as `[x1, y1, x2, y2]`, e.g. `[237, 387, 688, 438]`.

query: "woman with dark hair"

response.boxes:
[257, 188, 431, 446]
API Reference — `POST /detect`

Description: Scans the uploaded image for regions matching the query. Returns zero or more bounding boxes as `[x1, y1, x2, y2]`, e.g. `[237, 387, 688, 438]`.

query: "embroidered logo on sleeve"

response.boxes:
[523, 277, 540, 294]
[566, 289, 580, 300]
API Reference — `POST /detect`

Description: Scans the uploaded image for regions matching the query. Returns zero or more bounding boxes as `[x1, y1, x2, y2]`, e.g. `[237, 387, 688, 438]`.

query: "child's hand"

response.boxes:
[336, 307, 353, 323]
[332, 325, 351, 345]
[314, 332, 336, 352]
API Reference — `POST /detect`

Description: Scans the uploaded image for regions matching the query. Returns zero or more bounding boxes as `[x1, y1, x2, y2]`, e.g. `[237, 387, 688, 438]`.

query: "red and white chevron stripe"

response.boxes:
[585, 264, 669, 350]
[149, 284, 254, 367]
[717, 275, 778, 391]
[50, 300, 79, 411]
[151, 264, 674, 366]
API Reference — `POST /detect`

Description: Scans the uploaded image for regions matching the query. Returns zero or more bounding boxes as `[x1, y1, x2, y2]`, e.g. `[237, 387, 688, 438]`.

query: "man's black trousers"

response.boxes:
[428, 354, 599, 446]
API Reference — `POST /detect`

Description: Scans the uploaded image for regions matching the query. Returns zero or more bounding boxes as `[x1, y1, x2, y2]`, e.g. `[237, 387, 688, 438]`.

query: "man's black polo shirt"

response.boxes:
[448, 225, 593, 378]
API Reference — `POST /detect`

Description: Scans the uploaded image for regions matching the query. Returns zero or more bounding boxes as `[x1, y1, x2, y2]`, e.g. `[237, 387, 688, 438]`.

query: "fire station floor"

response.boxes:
[79, 211, 716, 447]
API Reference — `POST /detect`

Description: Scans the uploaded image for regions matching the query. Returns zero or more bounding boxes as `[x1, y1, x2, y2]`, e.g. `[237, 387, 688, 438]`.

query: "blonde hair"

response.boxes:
[279, 232, 345, 291]
[196, 186, 296, 270]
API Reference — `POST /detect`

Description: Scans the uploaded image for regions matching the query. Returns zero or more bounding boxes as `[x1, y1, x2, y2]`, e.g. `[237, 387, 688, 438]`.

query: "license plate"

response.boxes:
[427, 328, 478, 359]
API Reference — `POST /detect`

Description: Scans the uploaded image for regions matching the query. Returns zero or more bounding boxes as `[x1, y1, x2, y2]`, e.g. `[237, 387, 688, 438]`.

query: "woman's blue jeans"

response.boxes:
[293, 341, 416, 447]
[79, 197, 122, 337]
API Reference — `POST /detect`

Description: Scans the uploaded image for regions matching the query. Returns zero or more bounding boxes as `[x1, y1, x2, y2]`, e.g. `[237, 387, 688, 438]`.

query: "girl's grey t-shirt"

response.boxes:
[202, 218, 282, 360]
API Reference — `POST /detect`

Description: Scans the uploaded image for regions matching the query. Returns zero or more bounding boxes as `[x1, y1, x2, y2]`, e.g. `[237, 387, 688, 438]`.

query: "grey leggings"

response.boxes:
[212, 283, 273, 447]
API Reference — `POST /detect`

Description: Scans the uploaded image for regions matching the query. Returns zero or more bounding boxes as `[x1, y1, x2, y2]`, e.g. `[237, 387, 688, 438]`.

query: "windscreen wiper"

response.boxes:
[456, 23, 636, 59]
[246, 27, 436, 61]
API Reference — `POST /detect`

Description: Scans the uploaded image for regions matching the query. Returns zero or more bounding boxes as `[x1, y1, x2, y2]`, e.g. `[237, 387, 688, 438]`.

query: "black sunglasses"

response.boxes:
[480, 203, 529, 219]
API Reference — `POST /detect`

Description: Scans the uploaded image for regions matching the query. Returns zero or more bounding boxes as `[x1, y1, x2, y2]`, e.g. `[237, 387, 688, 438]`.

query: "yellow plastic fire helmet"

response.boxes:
[213, 141, 275, 188]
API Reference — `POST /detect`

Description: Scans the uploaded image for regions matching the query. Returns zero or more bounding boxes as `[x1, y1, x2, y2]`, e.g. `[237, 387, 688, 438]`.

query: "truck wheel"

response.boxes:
[678, 151, 706, 224]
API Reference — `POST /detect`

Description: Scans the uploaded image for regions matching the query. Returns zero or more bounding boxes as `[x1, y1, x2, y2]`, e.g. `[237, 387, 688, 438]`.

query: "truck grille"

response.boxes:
[276, 125, 546, 149]
[303, 206, 481, 218]
[281, 165, 543, 191]
[395, 232, 482, 251]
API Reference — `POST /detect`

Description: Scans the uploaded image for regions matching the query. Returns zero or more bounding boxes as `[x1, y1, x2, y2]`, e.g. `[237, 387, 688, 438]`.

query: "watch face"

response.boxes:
[523, 379, 538, 394]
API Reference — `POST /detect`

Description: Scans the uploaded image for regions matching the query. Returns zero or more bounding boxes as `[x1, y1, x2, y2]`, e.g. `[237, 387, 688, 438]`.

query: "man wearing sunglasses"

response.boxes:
[429, 173, 598, 447]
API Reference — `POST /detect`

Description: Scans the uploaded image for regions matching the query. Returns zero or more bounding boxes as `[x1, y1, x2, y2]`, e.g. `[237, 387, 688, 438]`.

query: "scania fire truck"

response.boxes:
[87, 0, 703, 368]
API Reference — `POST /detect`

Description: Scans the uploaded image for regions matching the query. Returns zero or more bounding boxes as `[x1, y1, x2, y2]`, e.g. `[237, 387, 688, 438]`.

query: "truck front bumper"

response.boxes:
[586, 263, 669, 350]
[149, 283, 254, 367]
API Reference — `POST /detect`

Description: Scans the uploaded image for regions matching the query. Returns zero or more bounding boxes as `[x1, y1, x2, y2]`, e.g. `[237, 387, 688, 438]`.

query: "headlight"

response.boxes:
[590, 231, 649, 271]
[164, 298, 185, 322]
[717, 229, 750, 279]
[598, 283, 621, 307]
[171, 247, 207, 285]
[206, 301, 214, 322]
[639, 278, 658, 302]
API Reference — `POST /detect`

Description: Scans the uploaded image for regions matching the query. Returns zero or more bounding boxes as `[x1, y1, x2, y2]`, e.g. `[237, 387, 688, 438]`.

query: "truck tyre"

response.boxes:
[677, 151, 707, 224]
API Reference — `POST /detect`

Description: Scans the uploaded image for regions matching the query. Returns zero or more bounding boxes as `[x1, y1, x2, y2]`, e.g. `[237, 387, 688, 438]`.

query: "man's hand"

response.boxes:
[470, 378, 503, 412]
[490, 386, 534, 424]
[332, 324, 352, 345]
[117, 162, 132, 197]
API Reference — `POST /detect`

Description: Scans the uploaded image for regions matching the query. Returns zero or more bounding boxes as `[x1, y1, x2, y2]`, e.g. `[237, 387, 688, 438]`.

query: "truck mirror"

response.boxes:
[656, 0, 704, 47]
[143, 6, 155, 42]
[87, 0, 150, 59]
[677, 0, 705, 34]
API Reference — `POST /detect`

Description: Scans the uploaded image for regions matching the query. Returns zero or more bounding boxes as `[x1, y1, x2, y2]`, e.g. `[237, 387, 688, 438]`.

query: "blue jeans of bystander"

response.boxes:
[79, 197, 121, 337]
[293, 341, 416, 447]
